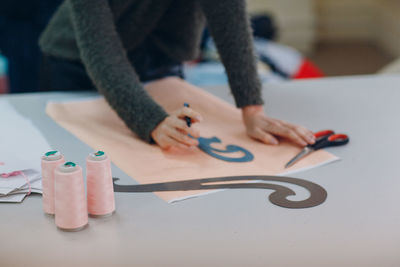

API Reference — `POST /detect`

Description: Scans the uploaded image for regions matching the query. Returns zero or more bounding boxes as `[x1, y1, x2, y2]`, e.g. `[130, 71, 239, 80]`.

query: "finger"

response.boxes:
[252, 128, 279, 145]
[292, 125, 315, 144]
[175, 107, 203, 123]
[165, 125, 199, 146]
[264, 121, 307, 147]
[170, 117, 201, 138]
[279, 121, 315, 144]
[158, 135, 190, 150]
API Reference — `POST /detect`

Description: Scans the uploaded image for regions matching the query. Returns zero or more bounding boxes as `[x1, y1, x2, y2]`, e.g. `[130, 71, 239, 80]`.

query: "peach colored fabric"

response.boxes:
[46, 78, 337, 202]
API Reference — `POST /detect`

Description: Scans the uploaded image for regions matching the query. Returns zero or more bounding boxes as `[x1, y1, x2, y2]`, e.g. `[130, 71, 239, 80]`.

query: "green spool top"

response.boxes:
[64, 162, 76, 167]
[58, 161, 78, 173]
[94, 151, 105, 157]
[45, 151, 58, 157]
[42, 150, 61, 161]
[89, 150, 107, 161]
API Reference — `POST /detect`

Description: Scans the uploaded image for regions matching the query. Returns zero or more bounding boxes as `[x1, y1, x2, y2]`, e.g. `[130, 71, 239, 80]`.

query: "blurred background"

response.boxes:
[247, 0, 399, 76]
[0, 0, 399, 94]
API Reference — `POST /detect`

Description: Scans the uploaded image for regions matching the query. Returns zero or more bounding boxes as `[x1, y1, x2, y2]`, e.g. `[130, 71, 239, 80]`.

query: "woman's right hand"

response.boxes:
[151, 106, 203, 149]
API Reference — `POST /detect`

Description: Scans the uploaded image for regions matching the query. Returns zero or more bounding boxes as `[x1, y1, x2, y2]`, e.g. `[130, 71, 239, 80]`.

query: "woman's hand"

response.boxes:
[151, 106, 203, 149]
[242, 105, 316, 147]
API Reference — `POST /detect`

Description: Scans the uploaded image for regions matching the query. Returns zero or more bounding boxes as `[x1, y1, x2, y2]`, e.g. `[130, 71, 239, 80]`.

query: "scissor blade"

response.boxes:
[285, 147, 314, 168]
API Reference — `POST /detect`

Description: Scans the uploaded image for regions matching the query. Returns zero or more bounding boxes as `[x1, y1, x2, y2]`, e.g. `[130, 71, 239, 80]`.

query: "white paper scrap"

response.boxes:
[0, 193, 27, 203]
[0, 99, 52, 174]
[0, 169, 41, 195]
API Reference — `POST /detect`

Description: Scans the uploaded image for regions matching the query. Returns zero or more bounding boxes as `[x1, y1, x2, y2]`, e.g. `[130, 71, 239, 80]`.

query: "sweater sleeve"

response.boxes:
[199, 0, 264, 108]
[67, 0, 168, 142]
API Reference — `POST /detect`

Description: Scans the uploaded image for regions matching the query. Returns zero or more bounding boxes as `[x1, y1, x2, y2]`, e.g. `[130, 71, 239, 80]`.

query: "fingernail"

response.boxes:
[196, 116, 203, 122]
[270, 139, 279, 145]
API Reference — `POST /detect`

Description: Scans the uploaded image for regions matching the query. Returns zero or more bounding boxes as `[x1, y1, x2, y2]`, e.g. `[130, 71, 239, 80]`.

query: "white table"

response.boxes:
[1, 74, 400, 267]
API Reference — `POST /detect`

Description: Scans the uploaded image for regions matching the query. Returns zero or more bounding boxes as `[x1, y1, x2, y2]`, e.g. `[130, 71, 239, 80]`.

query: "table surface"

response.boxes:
[1, 74, 400, 267]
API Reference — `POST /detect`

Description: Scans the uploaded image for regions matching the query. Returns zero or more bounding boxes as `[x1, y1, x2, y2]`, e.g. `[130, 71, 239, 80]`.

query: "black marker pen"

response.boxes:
[183, 103, 192, 127]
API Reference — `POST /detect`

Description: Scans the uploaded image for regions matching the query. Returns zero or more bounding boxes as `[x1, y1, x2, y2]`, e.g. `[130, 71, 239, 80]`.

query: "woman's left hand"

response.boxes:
[242, 105, 316, 147]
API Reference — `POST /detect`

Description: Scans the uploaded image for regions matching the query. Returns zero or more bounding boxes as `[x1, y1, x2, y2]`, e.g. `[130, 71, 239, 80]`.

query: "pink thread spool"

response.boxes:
[54, 162, 88, 231]
[86, 151, 115, 217]
[41, 151, 64, 215]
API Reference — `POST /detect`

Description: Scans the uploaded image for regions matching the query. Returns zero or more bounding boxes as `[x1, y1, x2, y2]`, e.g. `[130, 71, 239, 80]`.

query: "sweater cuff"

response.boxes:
[234, 91, 264, 108]
[230, 78, 264, 108]
[131, 108, 168, 143]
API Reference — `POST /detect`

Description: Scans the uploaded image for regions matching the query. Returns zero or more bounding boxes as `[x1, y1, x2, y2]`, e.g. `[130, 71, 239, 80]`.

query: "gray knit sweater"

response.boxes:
[39, 0, 263, 142]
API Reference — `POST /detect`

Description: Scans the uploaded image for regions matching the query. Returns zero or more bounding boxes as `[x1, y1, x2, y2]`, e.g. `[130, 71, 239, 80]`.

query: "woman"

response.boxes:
[39, 0, 316, 149]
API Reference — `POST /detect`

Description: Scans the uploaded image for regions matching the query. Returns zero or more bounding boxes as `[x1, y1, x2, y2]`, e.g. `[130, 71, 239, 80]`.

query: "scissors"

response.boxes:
[285, 130, 349, 168]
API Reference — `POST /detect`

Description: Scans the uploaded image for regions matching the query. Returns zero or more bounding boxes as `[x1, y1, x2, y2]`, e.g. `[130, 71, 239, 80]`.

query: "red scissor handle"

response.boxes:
[314, 130, 334, 139]
[328, 134, 349, 142]
[312, 132, 349, 150]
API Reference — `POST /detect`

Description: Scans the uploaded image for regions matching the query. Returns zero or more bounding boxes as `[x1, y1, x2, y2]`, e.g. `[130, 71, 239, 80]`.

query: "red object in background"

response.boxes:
[294, 59, 324, 79]
[0, 76, 9, 94]
[255, 41, 324, 80]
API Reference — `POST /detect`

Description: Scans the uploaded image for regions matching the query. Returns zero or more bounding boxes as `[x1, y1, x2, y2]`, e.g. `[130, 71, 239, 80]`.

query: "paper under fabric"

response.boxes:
[1, 171, 32, 196]
[46, 78, 338, 202]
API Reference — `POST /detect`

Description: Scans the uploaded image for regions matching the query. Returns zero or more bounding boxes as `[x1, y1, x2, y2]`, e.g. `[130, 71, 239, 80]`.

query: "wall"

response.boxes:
[376, 0, 400, 57]
[316, 0, 400, 57]
[247, 0, 317, 54]
[247, 0, 400, 57]
[315, 0, 378, 41]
